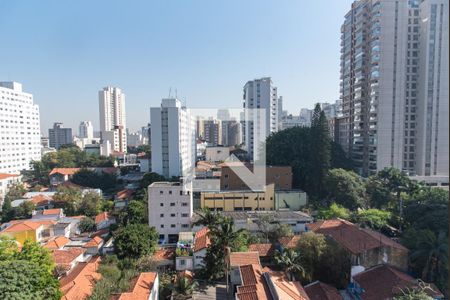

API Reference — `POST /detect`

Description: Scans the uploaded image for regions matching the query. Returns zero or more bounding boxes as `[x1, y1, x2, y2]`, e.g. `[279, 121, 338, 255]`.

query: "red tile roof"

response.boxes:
[116, 189, 134, 200]
[152, 248, 175, 262]
[49, 168, 81, 176]
[229, 252, 260, 267]
[278, 236, 302, 249]
[42, 208, 62, 215]
[236, 264, 270, 300]
[304, 281, 343, 300]
[194, 227, 210, 252]
[44, 236, 71, 250]
[84, 236, 103, 248]
[117, 272, 157, 300]
[0, 173, 19, 180]
[94, 212, 110, 224]
[60, 256, 102, 300]
[248, 244, 275, 257]
[30, 194, 53, 206]
[308, 219, 407, 255]
[52, 247, 85, 265]
[2, 220, 42, 232]
[354, 265, 443, 300]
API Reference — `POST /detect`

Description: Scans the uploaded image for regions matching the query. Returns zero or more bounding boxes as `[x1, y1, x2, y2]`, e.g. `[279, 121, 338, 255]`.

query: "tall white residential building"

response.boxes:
[79, 121, 94, 140]
[243, 77, 279, 160]
[0, 82, 41, 174]
[148, 182, 193, 244]
[150, 98, 196, 179]
[98, 86, 127, 153]
[415, 0, 449, 176]
[339, 0, 448, 176]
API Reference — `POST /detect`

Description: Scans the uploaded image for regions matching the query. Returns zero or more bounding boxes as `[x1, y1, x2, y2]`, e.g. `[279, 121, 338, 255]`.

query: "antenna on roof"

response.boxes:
[169, 87, 172, 98]
[175, 88, 178, 99]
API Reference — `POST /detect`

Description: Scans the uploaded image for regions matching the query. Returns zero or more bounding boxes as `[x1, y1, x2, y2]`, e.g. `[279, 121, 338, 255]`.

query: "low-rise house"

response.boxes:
[248, 243, 276, 265]
[278, 235, 302, 249]
[229, 252, 309, 300]
[308, 219, 408, 271]
[193, 227, 210, 269]
[11, 194, 54, 210]
[116, 272, 159, 300]
[57, 216, 84, 236]
[83, 236, 104, 255]
[0, 219, 56, 244]
[349, 264, 444, 300]
[94, 212, 116, 230]
[52, 247, 87, 274]
[175, 232, 194, 271]
[32, 208, 64, 221]
[114, 189, 135, 209]
[152, 247, 175, 271]
[49, 168, 81, 186]
[44, 236, 71, 250]
[59, 256, 102, 300]
[304, 281, 343, 300]
[23, 191, 56, 198]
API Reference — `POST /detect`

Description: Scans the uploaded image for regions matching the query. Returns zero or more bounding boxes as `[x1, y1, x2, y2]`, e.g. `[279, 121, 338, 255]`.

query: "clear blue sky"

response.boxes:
[0, 0, 353, 133]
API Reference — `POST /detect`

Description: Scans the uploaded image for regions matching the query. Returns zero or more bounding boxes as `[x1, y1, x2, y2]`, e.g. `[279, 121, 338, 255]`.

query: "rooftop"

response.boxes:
[248, 243, 275, 257]
[60, 256, 102, 300]
[194, 227, 211, 252]
[304, 281, 343, 300]
[84, 236, 103, 248]
[149, 181, 181, 187]
[219, 210, 312, 222]
[229, 251, 260, 267]
[49, 168, 81, 176]
[44, 236, 71, 250]
[52, 247, 86, 265]
[0, 173, 20, 180]
[117, 272, 158, 300]
[308, 219, 407, 255]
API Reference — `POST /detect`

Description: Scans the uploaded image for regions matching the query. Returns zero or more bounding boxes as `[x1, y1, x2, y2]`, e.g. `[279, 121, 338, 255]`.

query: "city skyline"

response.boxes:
[0, 0, 352, 131]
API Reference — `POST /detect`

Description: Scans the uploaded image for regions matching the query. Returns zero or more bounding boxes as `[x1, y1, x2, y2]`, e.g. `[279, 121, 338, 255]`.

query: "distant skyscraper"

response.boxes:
[49, 123, 72, 150]
[79, 121, 94, 140]
[99, 86, 127, 153]
[0, 82, 41, 174]
[150, 98, 196, 178]
[243, 77, 279, 160]
[203, 119, 222, 146]
[340, 0, 448, 176]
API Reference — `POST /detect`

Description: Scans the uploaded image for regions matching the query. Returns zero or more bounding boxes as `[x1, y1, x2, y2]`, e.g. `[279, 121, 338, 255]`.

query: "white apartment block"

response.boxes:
[243, 77, 279, 161]
[99, 86, 127, 153]
[0, 82, 41, 174]
[148, 182, 193, 244]
[340, 0, 448, 176]
[79, 121, 94, 140]
[150, 98, 196, 179]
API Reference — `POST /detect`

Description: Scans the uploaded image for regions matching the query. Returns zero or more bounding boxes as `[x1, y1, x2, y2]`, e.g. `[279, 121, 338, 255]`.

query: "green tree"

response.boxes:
[79, 192, 103, 217]
[79, 217, 96, 233]
[193, 208, 222, 228]
[317, 203, 351, 220]
[324, 168, 367, 209]
[171, 274, 199, 300]
[394, 281, 436, 300]
[139, 172, 166, 189]
[113, 224, 158, 259]
[118, 200, 147, 225]
[17, 240, 56, 275]
[0, 236, 19, 260]
[0, 260, 61, 300]
[355, 208, 391, 230]
[269, 224, 294, 242]
[309, 104, 331, 198]
[53, 186, 83, 216]
[16, 201, 36, 219]
[72, 168, 117, 191]
[296, 232, 327, 282]
[274, 248, 305, 281]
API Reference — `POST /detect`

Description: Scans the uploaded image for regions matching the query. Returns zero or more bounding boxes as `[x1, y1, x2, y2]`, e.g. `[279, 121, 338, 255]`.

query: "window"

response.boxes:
[171, 213, 176, 217]
[180, 259, 186, 266]
[160, 203, 164, 207]
[171, 224, 176, 228]
[169, 190, 172, 195]
[160, 225, 164, 228]
[160, 214, 164, 217]
[182, 224, 189, 228]
[170, 202, 175, 206]
[181, 202, 188, 207]
[181, 213, 189, 217]
[160, 191, 163, 194]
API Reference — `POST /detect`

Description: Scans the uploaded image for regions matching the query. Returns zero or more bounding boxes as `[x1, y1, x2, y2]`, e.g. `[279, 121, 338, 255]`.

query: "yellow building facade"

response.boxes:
[201, 184, 275, 211]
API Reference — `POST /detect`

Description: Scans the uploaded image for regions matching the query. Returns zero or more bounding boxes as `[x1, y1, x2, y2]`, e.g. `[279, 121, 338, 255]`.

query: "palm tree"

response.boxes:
[274, 248, 305, 281]
[172, 274, 199, 300]
[410, 231, 448, 284]
[193, 207, 221, 228]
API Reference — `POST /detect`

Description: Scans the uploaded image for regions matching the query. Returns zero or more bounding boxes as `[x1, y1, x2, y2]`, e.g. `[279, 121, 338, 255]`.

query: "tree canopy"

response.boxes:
[113, 224, 158, 259]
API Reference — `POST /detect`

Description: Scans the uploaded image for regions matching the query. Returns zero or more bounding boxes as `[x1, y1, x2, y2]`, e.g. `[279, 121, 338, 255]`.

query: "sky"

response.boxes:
[0, 0, 353, 133]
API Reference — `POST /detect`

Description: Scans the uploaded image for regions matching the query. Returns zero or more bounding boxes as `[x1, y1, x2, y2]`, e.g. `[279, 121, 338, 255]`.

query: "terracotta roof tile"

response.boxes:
[49, 168, 81, 176]
[53, 247, 85, 265]
[278, 236, 302, 249]
[194, 227, 210, 252]
[117, 272, 157, 300]
[353, 264, 443, 300]
[305, 281, 342, 300]
[44, 236, 71, 250]
[229, 252, 261, 267]
[0, 173, 20, 180]
[30, 194, 53, 206]
[308, 219, 407, 254]
[116, 189, 134, 199]
[248, 243, 275, 257]
[42, 208, 62, 215]
[94, 212, 109, 224]
[2, 220, 43, 232]
[153, 248, 175, 262]
[84, 236, 103, 248]
[60, 256, 102, 300]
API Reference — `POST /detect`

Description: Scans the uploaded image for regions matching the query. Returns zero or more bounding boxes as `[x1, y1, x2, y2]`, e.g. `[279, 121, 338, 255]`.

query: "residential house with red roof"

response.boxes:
[248, 243, 276, 265]
[31, 208, 64, 220]
[49, 168, 81, 186]
[52, 247, 87, 275]
[44, 236, 71, 250]
[193, 227, 210, 269]
[83, 236, 104, 255]
[114, 272, 159, 300]
[59, 256, 102, 299]
[307, 219, 408, 271]
[94, 211, 116, 230]
[0, 219, 56, 245]
[349, 264, 443, 300]
[304, 281, 343, 300]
